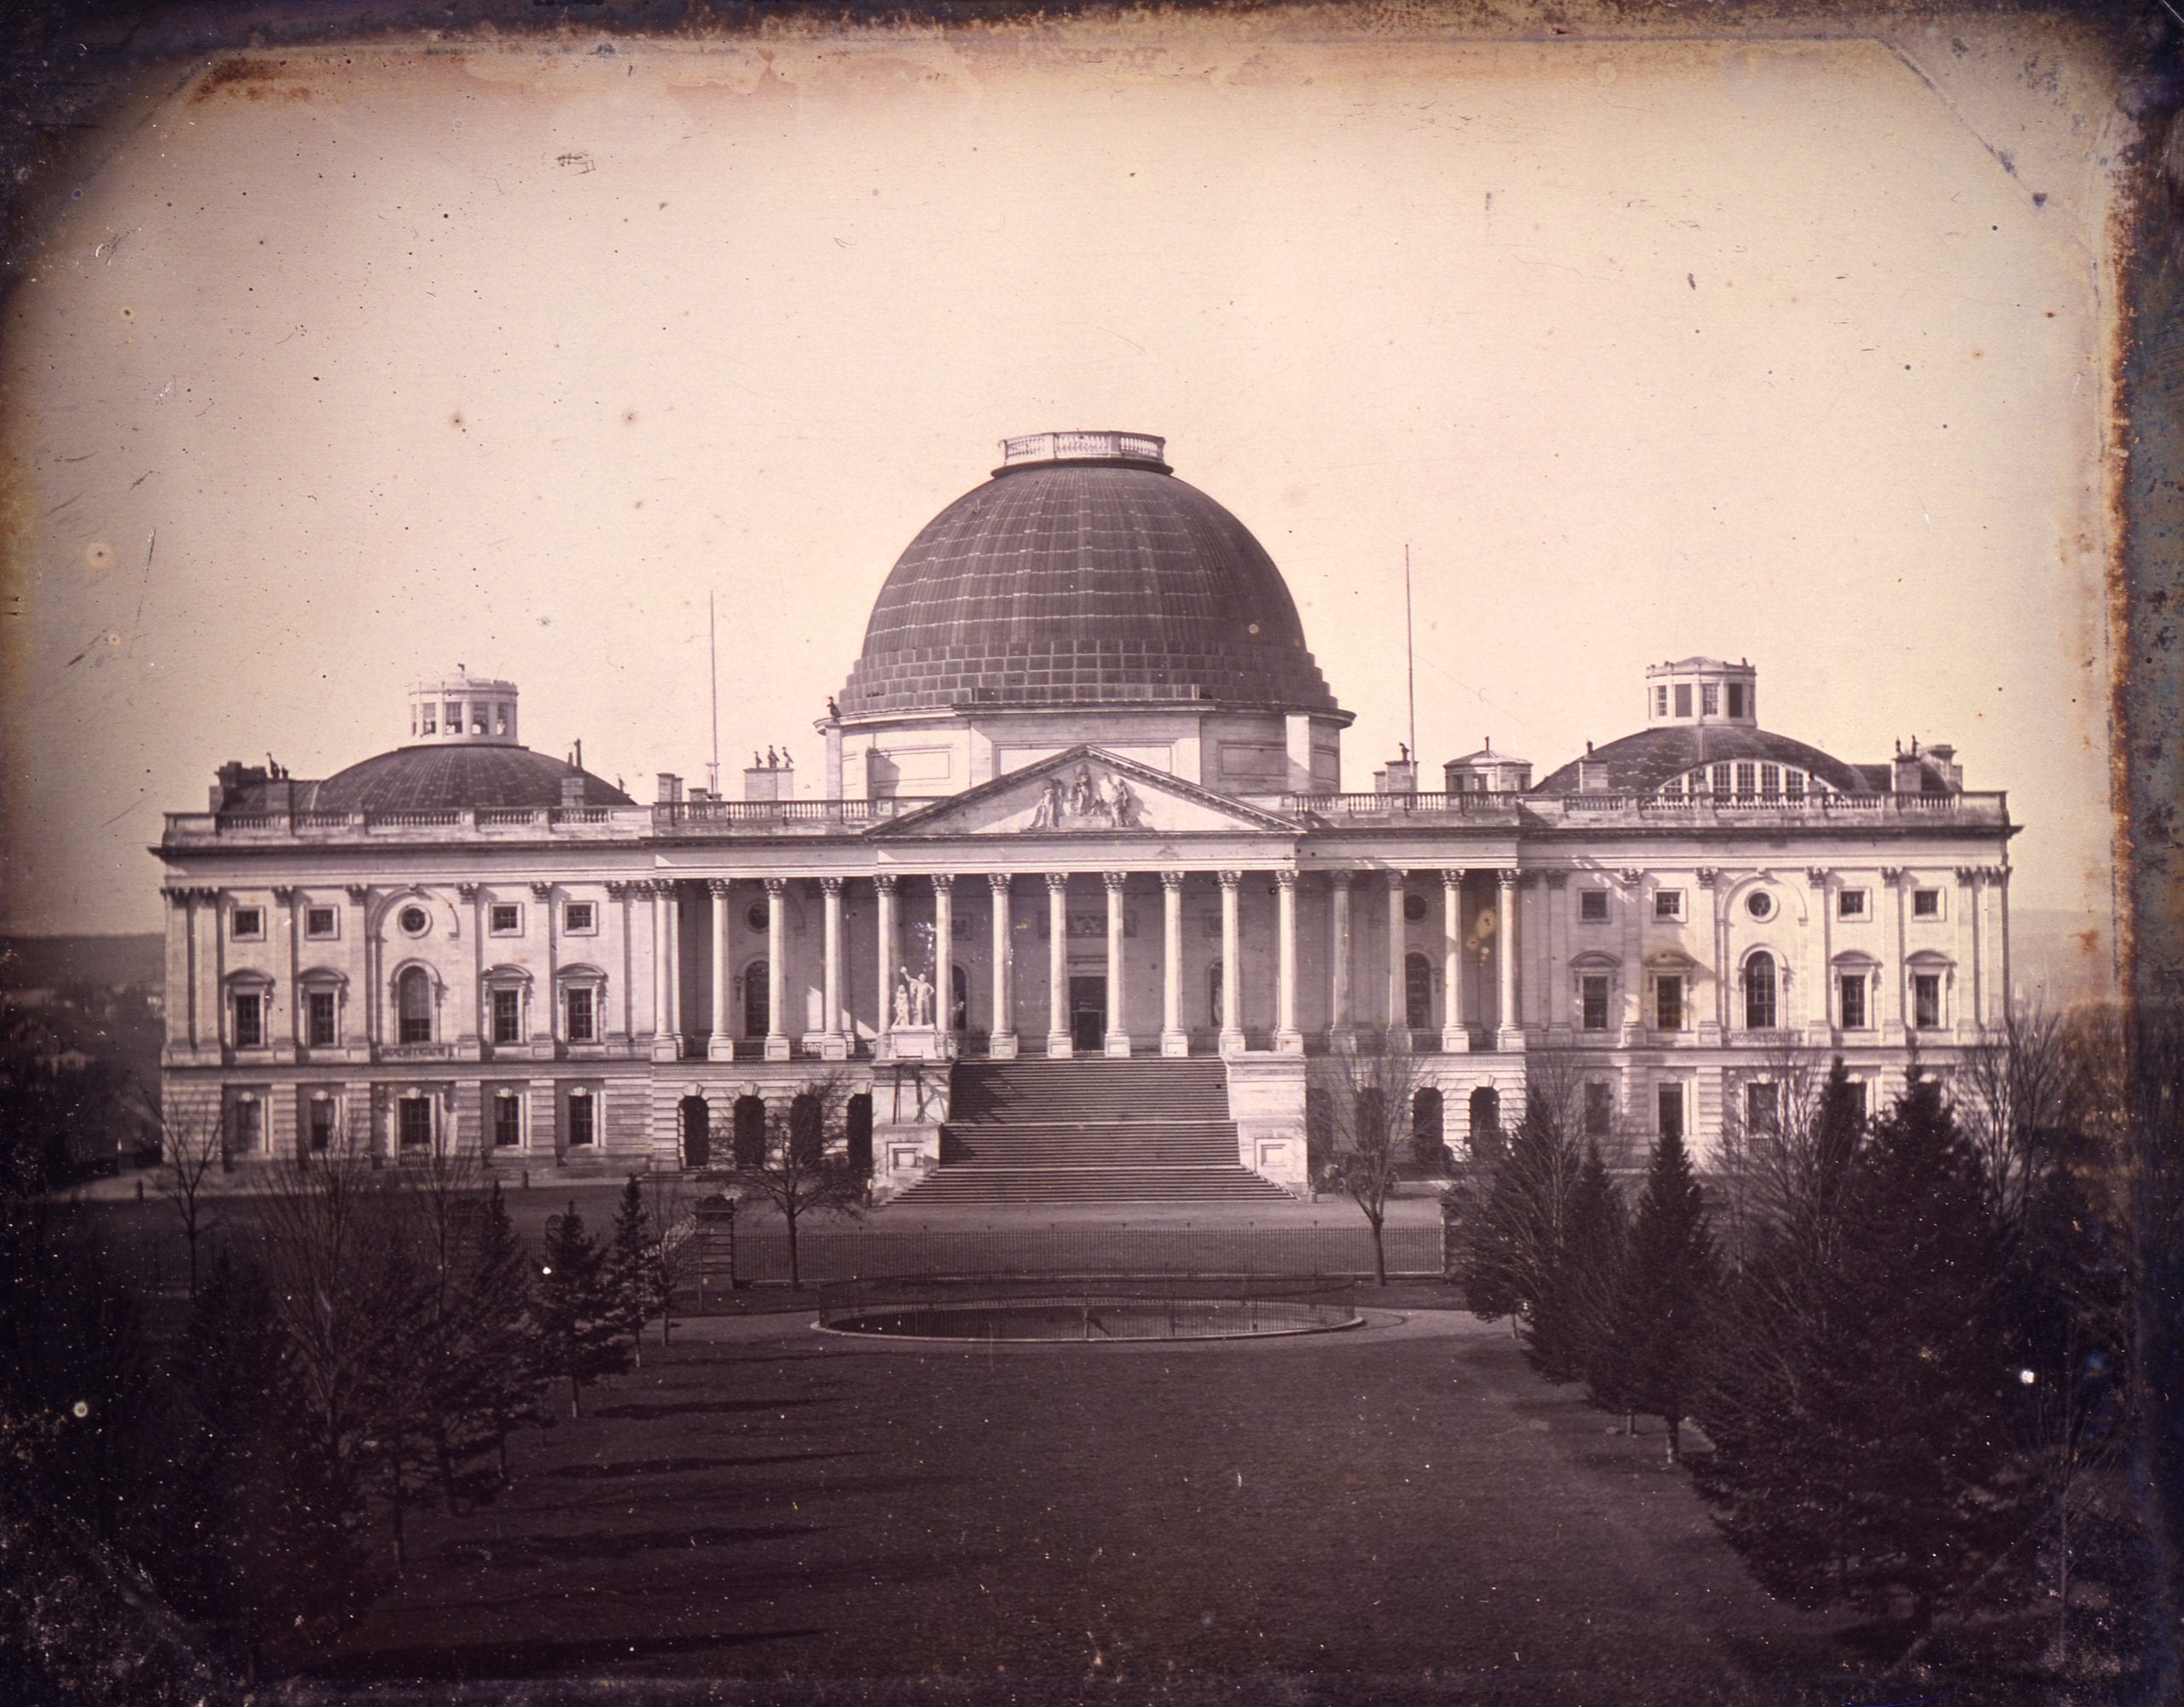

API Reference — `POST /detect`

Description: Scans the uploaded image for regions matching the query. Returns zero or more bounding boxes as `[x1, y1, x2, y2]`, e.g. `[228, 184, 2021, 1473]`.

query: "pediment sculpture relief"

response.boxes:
[1026, 763, 1149, 832]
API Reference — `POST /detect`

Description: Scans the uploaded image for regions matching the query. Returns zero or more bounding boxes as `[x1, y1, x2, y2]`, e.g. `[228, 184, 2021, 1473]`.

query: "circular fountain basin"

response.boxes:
[817, 1293, 1362, 1343]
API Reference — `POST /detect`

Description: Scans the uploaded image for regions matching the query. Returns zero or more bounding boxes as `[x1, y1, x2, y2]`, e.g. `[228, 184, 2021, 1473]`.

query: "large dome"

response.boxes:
[837, 432, 1342, 719]
[311, 745, 632, 813]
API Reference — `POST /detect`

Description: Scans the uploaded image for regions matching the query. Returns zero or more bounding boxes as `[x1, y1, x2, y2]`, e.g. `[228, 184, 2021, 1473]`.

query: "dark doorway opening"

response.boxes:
[1070, 975, 1107, 1051]
[846, 1093, 874, 1176]
[679, 1095, 711, 1169]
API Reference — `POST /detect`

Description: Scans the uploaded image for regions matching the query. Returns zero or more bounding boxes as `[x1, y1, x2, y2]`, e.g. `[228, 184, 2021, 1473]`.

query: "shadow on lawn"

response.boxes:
[305, 1625, 828, 1681]
[548, 1449, 859, 1480]
[439, 1522, 822, 1567]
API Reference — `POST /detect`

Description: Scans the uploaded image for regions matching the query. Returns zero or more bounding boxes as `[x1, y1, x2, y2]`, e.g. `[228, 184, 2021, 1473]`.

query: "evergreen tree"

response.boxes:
[463, 1178, 545, 1482]
[1698, 1073, 2016, 1643]
[1458, 1090, 1583, 1326]
[604, 1175, 657, 1365]
[1605, 1125, 1716, 1463]
[1525, 1139, 1626, 1389]
[531, 1203, 630, 1417]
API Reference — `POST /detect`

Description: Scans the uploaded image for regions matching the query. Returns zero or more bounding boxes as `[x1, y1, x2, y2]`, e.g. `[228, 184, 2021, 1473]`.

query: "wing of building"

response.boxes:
[155, 430, 2018, 1200]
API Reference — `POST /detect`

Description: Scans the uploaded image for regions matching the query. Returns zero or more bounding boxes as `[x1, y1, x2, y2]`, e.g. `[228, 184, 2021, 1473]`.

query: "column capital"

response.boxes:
[1325, 868, 1355, 890]
[651, 878, 677, 897]
[530, 880, 555, 900]
[1805, 867, 1832, 885]
[1879, 865, 1906, 884]
[928, 873, 954, 896]
[452, 883, 478, 903]
[1618, 868, 1645, 886]
[874, 872, 897, 896]
[1955, 866, 1984, 885]
[345, 884, 370, 903]
[988, 871, 1014, 895]
[1045, 872, 1071, 895]
[1385, 868, 1407, 891]
[1159, 869, 1186, 892]
[1440, 868, 1466, 888]
[273, 885, 300, 903]
[1987, 864, 2011, 885]
[1101, 870, 1129, 893]
[1218, 869, 1242, 891]
[820, 874, 845, 896]
[1496, 868, 1521, 888]
[1696, 868, 1719, 888]
[764, 875, 788, 897]
[1542, 871, 1567, 890]
[1274, 869, 1298, 891]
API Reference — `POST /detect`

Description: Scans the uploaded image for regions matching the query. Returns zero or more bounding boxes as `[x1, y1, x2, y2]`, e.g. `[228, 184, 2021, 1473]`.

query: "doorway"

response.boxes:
[1070, 975, 1107, 1051]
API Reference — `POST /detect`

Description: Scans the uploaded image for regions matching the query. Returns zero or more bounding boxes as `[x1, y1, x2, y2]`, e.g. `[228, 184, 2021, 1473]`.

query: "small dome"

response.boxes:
[1533, 725, 1873, 795]
[312, 745, 631, 813]
[837, 433, 1342, 720]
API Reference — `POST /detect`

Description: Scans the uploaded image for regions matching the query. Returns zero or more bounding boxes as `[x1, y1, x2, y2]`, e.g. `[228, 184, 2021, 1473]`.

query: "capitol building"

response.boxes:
[155, 430, 2018, 1203]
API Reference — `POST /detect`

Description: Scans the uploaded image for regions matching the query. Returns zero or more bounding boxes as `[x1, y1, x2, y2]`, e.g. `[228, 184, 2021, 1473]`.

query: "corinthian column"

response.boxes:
[708, 880, 735, 1061]
[1328, 870, 1354, 1052]
[764, 877, 789, 1061]
[1496, 868, 1524, 1052]
[1385, 870, 1408, 1033]
[1441, 869, 1470, 1053]
[988, 873, 1018, 1059]
[1218, 871, 1244, 1055]
[1159, 870, 1188, 1057]
[1275, 870, 1302, 1054]
[1103, 872, 1130, 1057]
[874, 874, 897, 1057]
[819, 876, 847, 1060]
[1046, 874, 1072, 1058]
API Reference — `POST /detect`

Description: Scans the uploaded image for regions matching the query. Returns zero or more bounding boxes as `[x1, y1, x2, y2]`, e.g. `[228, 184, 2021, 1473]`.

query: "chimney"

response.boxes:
[560, 775, 588, 808]
[656, 772, 684, 805]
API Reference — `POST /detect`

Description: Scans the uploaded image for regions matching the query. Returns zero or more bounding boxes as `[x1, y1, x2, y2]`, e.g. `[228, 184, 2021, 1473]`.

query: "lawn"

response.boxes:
[295, 1307, 1867, 1705]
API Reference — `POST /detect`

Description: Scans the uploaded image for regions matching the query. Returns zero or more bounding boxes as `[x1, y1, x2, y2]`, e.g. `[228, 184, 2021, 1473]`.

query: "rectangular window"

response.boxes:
[1584, 1082, 1613, 1135]
[1745, 1080, 1779, 1132]
[566, 1092, 595, 1147]
[490, 903, 521, 935]
[564, 901, 596, 934]
[493, 1094, 522, 1148]
[230, 1099, 261, 1153]
[421, 707, 437, 735]
[1711, 763, 1733, 797]
[306, 990, 336, 1048]
[1838, 973, 1867, 1030]
[1786, 770, 1806, 801]
[1838, 888, 1868, 920]
[495, 704, 510, 736]
[1734, 762, 1757, 798]
[1914, 973, 1943, 1030]
[1653, 889, 1683, 920]
[233, 992, 263, 1048]
[398, 1098, 432, 1149]
[1726, 682, 1746, 719]
[1913, 887, 1943, 919]
[1848, 1079, 1870, 1119]
[1580, 974, 1611, 1031]
[306, 1098, 335, 1153]
[1653, 685, 1668, 717]
[1702, 682, 1720, 716]
[305, 905, 337, 939]
[1657, 1081, 1684, 1141]
[491, 987, 522, 1046]
[230, 907, 264, 941]
[1674, 683, 1693, 717]
[1578, 890, 1609, 922]
[444, 700, 462, 729]
[1759, 764, 1780, 799]
[1655, 975, 1684, 1032]
[566, 987, 596, 1043]
[471, 707, 488, 735]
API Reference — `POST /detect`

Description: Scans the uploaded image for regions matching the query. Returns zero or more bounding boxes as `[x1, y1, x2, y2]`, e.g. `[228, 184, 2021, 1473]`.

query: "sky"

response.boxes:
[0, 11, 2128, 937]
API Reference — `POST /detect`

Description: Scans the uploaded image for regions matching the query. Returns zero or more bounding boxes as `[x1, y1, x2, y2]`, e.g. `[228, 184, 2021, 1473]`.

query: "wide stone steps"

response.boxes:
[887, 1057, 1292, 1209]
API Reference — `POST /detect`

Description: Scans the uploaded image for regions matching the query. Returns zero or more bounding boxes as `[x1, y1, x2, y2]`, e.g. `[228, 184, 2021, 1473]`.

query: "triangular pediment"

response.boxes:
[869, 746, 1299, 839]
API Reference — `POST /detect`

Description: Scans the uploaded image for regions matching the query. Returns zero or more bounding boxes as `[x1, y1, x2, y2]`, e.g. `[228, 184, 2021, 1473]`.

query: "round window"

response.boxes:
[1403, 893, 1427, 922]
[399, 905, 429, 936]
[746, 902, 768, 932]
[1745, 891, 1774, 921]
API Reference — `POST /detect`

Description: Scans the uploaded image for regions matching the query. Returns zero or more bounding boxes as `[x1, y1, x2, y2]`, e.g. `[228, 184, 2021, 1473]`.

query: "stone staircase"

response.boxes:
[887, 1057, 1293, 1207]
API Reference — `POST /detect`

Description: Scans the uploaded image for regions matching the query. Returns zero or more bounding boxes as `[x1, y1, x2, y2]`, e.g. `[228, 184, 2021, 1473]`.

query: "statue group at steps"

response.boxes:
[893, 967, 935, 1029]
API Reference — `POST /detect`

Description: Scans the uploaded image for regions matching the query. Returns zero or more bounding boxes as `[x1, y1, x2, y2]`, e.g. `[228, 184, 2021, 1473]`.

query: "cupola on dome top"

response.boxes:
[835, 432, 1345, 723]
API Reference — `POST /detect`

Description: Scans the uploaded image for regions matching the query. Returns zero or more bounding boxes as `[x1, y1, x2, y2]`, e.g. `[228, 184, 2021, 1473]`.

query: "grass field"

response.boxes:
[292, 1305, 1867, 1705]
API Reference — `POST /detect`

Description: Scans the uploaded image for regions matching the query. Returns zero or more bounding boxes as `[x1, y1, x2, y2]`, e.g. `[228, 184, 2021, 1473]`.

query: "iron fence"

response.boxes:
[686, 1218, 1443, 1293]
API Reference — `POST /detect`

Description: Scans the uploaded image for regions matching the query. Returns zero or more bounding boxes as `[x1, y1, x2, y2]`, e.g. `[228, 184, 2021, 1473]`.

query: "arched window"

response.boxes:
[1412, 1088, 1444, 1167]
[1743, 951, 1777, 1031]
[743, 961, 769, 1038]
[1468, 1087, 1502, 1159]
[845, 1094, 874, 1176]
[679, 1094, 711, 1169]
[950, 964, 969, 1032]
[1404, 952, 1433, 1031]
[396, 967, 433, 1044]
[788, 1092, 824, 1166]
[732, 1094, 766, 1168]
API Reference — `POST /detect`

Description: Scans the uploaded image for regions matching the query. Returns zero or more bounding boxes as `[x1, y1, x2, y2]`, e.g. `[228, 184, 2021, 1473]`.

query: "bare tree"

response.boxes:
[1957, 1006, 2088, 1233]
[1308, 1029, 1430, 1286]
[137, 1086, 227, 1298]
[734, 1075, 867, 1290]
[642, 1170, 694, 1345]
